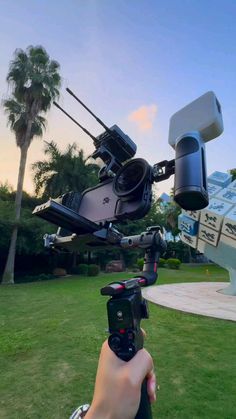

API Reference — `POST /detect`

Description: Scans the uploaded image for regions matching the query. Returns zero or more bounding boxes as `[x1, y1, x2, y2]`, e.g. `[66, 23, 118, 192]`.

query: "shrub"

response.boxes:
[15, 273, 55, 283]
[76, 264, 89, 275]
[88, 264, 100, 276]
[137, 257, 167, 270]
[158, 258, 166, 267]
[137, 258, 144, 270]
[37, 273, 55, 281]
[166, 258, 181, 269]
[131, 265, 140, 273]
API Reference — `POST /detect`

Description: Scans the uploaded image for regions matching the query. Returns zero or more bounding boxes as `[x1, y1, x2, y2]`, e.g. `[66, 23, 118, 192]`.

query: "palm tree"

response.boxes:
[32, 140, 99, 198]
[2, 46, 61, 284]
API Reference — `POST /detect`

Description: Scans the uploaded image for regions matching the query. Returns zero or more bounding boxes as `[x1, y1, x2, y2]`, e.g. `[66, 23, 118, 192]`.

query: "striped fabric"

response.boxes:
[70, 404, 90, 418]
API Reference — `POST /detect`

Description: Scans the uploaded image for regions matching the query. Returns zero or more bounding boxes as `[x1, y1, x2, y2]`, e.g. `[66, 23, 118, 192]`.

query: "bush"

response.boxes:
[76, 264, 89, 275]
[166, 258, 181, 269]
[15, 273, 55, 283]
[37, 273, 55, 281]
[165, 241, 192, 263]
[159, 258, 166, 267]
[131, 265, 140, 273]
[88, 264, 100, 276]
[71, 264, 99, 276]
[137, 258, 144, 270]
[137, 257, 167, 270]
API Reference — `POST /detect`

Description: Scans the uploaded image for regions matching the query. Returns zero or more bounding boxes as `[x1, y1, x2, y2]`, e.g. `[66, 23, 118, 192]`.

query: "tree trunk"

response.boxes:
[119, 250, 126, 270]
[72, 251, 77, 268]
[2, 127, 31, 284]
[188, 245, 192, 263]
[88, 251, 91, 265]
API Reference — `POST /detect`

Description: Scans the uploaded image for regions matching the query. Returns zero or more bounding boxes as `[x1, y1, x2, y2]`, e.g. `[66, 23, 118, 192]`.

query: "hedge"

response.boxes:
[88, 264, 100, 276]
[166, 258, 181, 269]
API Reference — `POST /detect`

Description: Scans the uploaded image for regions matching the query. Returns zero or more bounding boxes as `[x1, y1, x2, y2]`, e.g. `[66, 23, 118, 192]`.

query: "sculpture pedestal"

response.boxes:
[143, 282, 236, 321]
[218, 268, 236, 296]
[197, 240, 236, 296]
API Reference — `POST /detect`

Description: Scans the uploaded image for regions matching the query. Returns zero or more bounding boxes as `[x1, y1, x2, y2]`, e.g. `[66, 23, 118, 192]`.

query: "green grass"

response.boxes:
[0, 265, 235, 419]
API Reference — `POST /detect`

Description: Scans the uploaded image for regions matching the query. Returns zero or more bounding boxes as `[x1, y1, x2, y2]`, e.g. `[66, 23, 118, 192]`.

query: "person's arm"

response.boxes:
[86, 341, 156, 419]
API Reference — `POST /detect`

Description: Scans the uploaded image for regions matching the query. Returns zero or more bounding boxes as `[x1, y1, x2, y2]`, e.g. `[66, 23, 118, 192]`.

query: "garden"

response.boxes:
[1, 42, 236, 419]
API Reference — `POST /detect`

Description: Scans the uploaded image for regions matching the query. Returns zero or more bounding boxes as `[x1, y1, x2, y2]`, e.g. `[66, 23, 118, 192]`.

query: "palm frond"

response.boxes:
[31, 141, 99, 197]
[6, 45, 61, 115]
[4, 45, 61, 148]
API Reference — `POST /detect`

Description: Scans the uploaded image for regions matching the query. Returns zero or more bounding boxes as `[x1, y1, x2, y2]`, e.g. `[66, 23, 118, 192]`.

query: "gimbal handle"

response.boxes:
[102, 279, 153, 419]
[136, 380, 152, 419]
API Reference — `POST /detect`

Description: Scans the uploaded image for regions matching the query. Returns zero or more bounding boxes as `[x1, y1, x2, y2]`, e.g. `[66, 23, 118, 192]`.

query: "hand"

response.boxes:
[86, 340, 156, 419]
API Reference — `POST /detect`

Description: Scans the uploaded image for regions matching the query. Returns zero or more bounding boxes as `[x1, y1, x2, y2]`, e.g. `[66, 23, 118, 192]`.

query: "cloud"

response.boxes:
[128, 104, 157, 131]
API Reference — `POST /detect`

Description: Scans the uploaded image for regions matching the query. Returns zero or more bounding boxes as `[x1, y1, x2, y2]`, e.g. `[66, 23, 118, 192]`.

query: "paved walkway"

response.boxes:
[142, 282, 236, 322]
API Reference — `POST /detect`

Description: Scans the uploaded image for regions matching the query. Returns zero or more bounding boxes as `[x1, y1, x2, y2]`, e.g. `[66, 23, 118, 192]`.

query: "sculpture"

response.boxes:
[178, 171, 236, 295]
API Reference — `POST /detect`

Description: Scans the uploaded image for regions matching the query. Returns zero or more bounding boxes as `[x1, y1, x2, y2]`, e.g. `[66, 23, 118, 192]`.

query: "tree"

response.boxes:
[2, 46, 61, 284]
[32, 141, 100, 271]
[32, 140, 99, 198]
[0, 181, 14, 201]
[229, 168, 236, 181]
[165, 202, 181, 241]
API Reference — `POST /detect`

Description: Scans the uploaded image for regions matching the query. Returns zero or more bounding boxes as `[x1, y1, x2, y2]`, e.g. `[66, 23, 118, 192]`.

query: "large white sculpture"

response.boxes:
[178, 171, 236, 295]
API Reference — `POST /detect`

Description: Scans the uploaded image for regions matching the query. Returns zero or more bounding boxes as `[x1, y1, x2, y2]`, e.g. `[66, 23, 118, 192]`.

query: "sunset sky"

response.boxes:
[1, 0, 236, 196]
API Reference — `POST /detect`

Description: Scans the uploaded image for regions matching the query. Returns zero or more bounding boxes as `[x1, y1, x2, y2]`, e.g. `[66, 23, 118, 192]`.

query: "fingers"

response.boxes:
[100, 339, 158, 403]
[141, 328, 147, 339]
[146, 369, 156, 403]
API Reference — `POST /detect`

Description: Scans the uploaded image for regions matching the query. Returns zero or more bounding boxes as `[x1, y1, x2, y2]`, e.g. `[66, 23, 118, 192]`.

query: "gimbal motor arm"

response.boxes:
[121, 225, 167, 285]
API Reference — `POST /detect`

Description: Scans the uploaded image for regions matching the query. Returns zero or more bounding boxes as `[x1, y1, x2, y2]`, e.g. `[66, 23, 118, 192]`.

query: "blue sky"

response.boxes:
[1, 0, 236, 195]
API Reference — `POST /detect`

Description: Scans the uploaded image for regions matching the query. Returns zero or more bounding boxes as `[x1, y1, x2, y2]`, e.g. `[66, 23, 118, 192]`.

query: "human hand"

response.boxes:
[86, 340, 156, 419]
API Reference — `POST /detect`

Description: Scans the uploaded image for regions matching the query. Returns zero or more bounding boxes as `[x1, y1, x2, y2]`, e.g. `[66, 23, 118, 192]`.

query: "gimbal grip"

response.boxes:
[135, 379, 152, 419]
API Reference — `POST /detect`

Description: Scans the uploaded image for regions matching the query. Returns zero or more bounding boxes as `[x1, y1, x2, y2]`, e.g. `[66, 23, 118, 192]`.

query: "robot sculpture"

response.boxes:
[178, 171, 236, 295]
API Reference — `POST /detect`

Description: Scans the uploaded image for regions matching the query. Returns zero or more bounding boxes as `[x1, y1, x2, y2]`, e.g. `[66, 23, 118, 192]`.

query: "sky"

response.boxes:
[0, 0, 236, 197]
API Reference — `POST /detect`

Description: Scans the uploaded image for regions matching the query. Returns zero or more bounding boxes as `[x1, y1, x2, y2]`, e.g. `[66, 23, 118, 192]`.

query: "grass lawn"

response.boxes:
[0, 264, 235, 419]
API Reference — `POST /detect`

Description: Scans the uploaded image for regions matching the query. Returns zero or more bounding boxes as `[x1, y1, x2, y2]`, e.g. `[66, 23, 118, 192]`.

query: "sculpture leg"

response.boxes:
[219, 268, 236, 296]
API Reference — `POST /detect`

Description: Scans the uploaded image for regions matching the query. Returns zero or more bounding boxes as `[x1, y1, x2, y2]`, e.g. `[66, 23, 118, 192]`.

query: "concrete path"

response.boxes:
[142, 282, 236, 322]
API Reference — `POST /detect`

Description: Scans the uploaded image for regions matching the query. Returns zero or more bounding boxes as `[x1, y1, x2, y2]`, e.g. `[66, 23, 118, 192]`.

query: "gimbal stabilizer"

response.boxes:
[33, 89, 223, 418]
